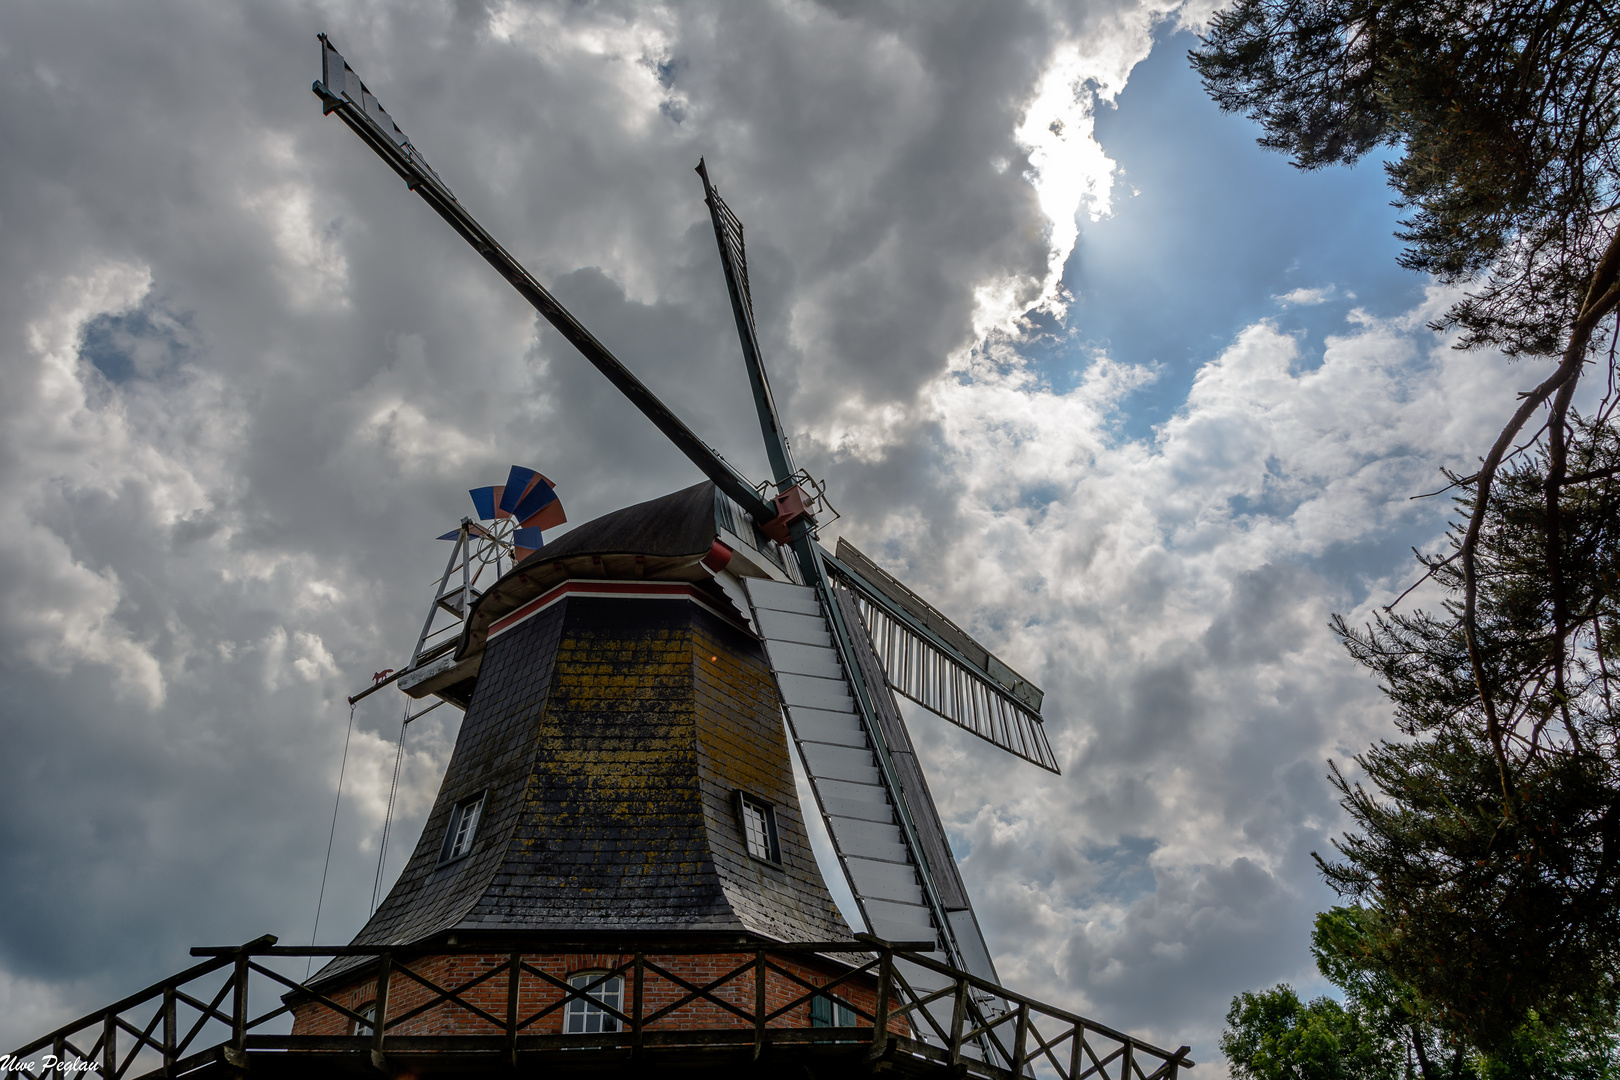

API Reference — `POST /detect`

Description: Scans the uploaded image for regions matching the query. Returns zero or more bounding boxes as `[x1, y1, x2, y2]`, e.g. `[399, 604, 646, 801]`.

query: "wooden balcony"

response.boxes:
[4, 936, 1193, 1080]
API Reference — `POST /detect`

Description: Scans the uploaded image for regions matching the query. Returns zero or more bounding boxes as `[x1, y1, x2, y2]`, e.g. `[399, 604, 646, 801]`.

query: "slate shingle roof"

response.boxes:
[312, 493, 850, 987]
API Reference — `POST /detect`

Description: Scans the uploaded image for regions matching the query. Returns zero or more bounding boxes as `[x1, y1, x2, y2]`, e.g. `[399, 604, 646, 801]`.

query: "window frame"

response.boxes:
[734, 791, 781, 865]
[563, 971, 624, 1034]
[809, 991, 859, 1028]
[437, 791, 487, 866]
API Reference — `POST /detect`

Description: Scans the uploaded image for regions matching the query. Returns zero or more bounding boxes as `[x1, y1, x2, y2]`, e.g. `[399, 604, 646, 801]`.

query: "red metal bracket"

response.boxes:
[759, 486, 812, 545]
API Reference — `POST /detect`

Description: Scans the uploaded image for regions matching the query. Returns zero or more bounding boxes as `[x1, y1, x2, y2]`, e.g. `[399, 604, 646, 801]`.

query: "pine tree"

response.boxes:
[1194, 0, 1620, 1043]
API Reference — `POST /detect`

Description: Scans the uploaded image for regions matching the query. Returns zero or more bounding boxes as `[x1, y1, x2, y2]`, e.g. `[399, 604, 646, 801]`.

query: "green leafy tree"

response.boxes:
[1222, 985, 1397, 1080]
[1225, 906, 1619, 1077]
[1478, 1013, 1619, 1080]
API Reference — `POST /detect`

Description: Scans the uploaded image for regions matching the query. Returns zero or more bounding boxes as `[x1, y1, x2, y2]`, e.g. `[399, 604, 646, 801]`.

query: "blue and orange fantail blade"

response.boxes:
[469, 485, 500, 521]
[512, 526, 547, 551]
[497, 466, 540, 516]
[511, 477, 561, 526]
[468, 467, 563, 551]
[521, 498, 567, 531]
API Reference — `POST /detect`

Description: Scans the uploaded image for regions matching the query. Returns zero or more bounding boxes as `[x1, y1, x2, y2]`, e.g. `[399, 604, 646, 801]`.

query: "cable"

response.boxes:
[307, 700, 357, 980]
[371, 701, 410, 913]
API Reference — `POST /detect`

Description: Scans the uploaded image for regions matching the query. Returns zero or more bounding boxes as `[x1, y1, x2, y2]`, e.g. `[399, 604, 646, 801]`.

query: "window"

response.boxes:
[353, 1001, 375, 1035]
[810, 992, 859, 1028]
[737, 792, 780, 864]
[438, 792, 485, 864]
[563, 972, 623, 1034]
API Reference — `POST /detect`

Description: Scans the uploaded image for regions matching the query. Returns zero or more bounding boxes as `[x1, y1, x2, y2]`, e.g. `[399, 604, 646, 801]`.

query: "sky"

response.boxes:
[0, 0, 1537, 1069]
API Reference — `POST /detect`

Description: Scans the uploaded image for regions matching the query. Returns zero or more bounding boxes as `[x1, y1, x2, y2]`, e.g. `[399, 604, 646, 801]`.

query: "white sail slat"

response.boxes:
[854, 598, 1059, 772]
[742, 578, 940, 950]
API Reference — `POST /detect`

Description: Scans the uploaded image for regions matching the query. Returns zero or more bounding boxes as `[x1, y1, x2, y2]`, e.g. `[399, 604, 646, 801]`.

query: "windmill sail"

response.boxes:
[704, 165, 755, 332]
[696, 160, 796, 489]
[312, 39, 778, 531]
[316, 47, 1040, 1003]
[696, 160, 1045, 1002]
[825, 539, 1059, 773]
[741, 576, 1007, 1026]
[742, 578, 939, 945]
[318, 35, 449, 195]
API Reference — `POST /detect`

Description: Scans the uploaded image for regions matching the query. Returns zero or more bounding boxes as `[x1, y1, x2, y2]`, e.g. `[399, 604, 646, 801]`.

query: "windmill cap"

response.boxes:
[517, 481, 718, 564]
[457, 481, 726, 660]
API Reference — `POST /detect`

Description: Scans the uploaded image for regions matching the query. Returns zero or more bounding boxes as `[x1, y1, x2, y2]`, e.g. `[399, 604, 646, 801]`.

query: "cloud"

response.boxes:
[840, 286, 1520, 1052]
[1274, 285, 1335, 307]
[1, 262, 174, 708]
[997, 7, 1175, 330]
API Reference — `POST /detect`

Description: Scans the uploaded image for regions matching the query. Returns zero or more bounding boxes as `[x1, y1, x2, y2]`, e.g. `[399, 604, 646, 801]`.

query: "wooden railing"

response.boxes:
[3, 935, 1193, 1080]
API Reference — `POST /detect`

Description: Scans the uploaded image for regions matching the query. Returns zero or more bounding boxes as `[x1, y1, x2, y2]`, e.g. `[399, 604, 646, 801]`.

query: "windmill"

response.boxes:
[313, 34, 1058, 1001]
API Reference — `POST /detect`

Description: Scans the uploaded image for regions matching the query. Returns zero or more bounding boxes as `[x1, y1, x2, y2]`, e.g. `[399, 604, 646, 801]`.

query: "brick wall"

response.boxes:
[290, 950, 905, 1037]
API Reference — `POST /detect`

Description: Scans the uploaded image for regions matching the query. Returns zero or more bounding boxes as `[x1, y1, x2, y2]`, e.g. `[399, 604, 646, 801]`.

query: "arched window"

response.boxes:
[564, 972, 623, 1033]
[352, 1001, 376, 1035]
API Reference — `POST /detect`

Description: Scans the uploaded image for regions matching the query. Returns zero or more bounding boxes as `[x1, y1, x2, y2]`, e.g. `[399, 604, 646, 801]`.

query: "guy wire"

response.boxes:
[372, 700, 410, 913]
[307, 699, 357, 980]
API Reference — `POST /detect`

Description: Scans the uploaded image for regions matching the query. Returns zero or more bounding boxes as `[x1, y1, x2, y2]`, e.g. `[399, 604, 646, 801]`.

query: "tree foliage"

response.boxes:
[1476, 1013, 1620, 1080]
[1222, 985, 1396, 1080]
[1325, 422, 1620, 1045]
[1191, 0, 1620, 355]
[1193, 0, 1620, 1045]
[1311, 907, 1472, 1078]
[1223, 907, 1618, 1078]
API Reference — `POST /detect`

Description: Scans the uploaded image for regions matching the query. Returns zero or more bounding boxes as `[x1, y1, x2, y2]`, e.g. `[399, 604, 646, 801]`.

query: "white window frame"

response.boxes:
[438, 791, 486, 865]
[736, 791, 780, 864]
[563, 971, 624, 1034]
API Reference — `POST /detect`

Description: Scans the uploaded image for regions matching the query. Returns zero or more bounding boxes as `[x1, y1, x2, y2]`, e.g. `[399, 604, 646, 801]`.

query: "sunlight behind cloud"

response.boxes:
[989, 11, 1176, 334]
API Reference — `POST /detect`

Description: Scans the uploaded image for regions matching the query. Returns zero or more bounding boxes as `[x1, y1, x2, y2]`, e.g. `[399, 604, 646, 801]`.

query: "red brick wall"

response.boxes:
[291, 951, 906, 1037]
